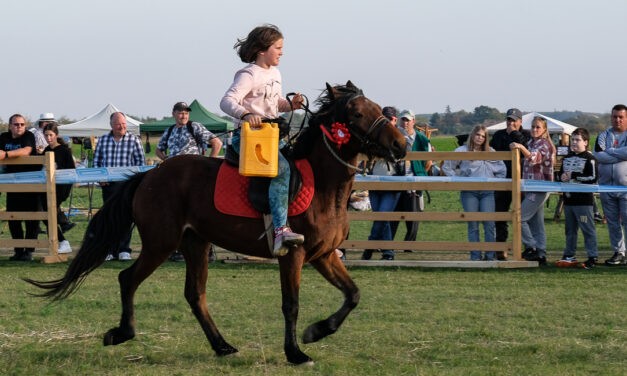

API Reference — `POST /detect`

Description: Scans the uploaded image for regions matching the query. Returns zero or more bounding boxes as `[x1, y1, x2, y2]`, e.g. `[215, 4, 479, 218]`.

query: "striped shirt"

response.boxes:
[93, 132, 145, 168]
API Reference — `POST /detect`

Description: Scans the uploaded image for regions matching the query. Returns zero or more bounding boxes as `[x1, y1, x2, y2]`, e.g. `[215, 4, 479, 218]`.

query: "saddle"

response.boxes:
[215, 146, 314, 218]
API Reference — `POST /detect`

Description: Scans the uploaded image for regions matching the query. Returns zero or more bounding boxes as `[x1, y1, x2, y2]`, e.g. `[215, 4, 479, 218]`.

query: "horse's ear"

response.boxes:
[326, 82, 337, 99]
[346, 80, 356, 88]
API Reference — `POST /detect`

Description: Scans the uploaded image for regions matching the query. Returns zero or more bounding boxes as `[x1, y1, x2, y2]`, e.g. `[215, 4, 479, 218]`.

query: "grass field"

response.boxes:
[1, 262, 625, 375]
[0, 135, 625, 374]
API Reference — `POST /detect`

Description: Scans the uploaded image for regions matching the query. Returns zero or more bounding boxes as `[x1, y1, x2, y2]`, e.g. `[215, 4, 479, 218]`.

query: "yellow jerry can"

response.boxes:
[239, 122, 279, 177]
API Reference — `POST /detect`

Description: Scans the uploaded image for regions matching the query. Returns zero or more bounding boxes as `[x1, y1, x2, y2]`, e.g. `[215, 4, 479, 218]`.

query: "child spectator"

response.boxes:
[556, 128, 599, 269]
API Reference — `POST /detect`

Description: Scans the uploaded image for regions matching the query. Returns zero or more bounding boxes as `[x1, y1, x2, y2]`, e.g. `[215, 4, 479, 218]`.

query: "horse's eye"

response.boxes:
[353, 113, 363, 119]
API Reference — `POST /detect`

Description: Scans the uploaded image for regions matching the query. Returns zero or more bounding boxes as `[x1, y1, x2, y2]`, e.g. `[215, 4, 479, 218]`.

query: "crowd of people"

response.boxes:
[0, 113, 77, 261]
[2, 23, 627, 268]
[359, 104, 627, 268]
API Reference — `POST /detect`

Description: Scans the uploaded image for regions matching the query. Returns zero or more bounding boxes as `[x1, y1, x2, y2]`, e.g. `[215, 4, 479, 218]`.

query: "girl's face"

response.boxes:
[531, 121, 546, 138]
[473, 130, 486, 146]
[44, 130, 57, 145]
[257, 38, 283, 68]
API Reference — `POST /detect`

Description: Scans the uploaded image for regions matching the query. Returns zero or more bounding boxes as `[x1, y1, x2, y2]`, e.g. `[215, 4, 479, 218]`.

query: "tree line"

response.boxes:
[0, 107, 611, 136]
[420, 105, 610, 135]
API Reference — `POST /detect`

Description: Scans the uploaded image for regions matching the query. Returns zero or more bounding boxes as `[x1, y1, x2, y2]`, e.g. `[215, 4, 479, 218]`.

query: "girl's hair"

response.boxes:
[42, 123, 66, 145]
[234, 24, 283, 63]
[532, 116, 556, 162]
[467, 125, 489, 151]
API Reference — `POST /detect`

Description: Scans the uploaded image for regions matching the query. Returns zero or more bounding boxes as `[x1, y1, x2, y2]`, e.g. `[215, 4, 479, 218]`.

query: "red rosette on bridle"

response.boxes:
[320, 122, 350, 149]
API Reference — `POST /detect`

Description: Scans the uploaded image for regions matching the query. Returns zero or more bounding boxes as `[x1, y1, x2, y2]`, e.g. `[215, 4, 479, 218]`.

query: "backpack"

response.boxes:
[163, 121, 206, 155]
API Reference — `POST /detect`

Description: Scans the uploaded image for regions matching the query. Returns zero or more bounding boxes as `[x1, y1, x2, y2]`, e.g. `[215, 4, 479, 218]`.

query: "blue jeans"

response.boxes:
[233, 133, 290, 229]
[599, 191, 627, 254]
[461, 191, 496, 261]
[563, 205, 598, 258]
[520, 192, 549, 256]
[368, 190, 401, 258]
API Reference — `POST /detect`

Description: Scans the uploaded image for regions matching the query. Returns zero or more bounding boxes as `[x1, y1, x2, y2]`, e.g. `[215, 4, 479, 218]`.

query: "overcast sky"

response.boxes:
[2, 0, 625, 123]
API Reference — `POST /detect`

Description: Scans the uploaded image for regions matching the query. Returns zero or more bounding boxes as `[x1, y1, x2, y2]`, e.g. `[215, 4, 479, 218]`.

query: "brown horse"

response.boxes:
[25, 81, 407, 365]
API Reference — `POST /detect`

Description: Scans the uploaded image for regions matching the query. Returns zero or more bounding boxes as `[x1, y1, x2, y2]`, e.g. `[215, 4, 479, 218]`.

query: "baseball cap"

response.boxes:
[399, 109, 415, 120]
[506, 108, 522, 120]
[172, 102, 192, 112]
[381, 106, 397, 120]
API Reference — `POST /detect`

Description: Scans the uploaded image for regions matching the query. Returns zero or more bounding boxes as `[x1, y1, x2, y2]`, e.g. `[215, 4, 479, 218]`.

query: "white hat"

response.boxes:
[38, 113, 56, 122]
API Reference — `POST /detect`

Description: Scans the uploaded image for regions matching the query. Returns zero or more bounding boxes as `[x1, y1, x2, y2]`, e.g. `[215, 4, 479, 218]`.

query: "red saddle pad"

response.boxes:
[214, 159, 314, 218]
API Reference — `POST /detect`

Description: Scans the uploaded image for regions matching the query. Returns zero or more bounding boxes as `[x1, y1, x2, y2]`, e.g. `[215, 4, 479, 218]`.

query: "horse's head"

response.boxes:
[316, 81, 406, 162]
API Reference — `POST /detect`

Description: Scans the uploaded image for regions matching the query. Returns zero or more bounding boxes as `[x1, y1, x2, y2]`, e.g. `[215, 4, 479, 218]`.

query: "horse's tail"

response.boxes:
[23, 172, 147, 301]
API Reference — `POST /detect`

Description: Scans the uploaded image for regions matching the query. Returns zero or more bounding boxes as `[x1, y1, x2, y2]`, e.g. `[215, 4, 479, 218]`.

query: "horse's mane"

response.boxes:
[289, 83, 363, 159]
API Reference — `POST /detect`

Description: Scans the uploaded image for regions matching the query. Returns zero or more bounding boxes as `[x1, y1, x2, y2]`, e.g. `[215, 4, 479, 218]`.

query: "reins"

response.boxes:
[285, 92, 314, 144]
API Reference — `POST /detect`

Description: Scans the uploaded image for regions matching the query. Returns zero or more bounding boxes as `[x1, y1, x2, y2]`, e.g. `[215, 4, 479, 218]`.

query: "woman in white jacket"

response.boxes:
[442, 125, 506, 261]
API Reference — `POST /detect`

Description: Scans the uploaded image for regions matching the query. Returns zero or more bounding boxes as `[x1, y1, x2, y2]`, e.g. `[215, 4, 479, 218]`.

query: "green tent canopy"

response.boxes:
[140, 99, 234, 133]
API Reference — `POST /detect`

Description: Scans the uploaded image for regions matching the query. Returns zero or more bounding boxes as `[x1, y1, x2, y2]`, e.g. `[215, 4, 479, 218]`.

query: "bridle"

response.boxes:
[319, 93, 390, 173]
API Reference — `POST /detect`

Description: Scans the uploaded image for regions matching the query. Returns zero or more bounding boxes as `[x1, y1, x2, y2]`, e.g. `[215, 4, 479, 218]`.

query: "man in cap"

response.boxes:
[155, 101, 222, 161]
[489, 108, 531, 259]
[156, 102, 222, 262]
[390, 109, 431, 247]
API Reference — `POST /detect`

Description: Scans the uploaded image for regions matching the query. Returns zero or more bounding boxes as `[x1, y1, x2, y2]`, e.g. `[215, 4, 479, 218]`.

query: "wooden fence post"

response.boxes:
[0, 153, 64, 263]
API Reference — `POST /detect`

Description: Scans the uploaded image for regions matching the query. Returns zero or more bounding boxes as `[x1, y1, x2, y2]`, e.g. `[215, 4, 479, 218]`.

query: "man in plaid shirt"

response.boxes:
[93, 111, 145, 261]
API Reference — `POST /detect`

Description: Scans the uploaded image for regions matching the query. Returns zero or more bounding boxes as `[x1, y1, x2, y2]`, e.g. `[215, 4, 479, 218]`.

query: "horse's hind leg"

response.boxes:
[181, 230, 238, 356]
[104, 250, 169, 346]
[302, 252, 360, 344]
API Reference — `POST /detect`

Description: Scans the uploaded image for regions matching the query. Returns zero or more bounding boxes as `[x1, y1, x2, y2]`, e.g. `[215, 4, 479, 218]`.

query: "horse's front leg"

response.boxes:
[278, 250, 313, 365]
[303, 251, 359, 344]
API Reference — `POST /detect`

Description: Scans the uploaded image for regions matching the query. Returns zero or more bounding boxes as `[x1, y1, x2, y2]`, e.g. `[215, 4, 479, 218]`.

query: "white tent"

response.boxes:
[58, 103, 141, 137]
[486, 112, 577, 135]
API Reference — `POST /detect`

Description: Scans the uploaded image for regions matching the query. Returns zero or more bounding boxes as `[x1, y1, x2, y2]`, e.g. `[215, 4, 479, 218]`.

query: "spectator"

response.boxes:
[156, 101, 223, 262]
[28, 113, 52, 155]
[510, 116, 555, 265]
[361, 107, 403, 261]
[155, 101, 223, 161]
[93, 112, 145, 261]
[489, 108, 531, 260]
[442, 125, 506, 261]
[0, 114, 40, 261]
[42, 123, 76, 254]
[390, 109, 427, 248]
[556, 128, 598, 269]
[220, 24, 304, 257]
[594, 104, 627, 266]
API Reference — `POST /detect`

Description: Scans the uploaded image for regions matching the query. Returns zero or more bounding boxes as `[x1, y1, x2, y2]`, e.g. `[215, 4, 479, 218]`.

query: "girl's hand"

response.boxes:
[291, 93, 304, 109]
[242, 113, 262, 127]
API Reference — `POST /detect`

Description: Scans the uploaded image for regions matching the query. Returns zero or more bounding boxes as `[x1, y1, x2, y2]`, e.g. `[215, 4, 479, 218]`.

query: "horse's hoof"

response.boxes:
[287, 350, 313, 365]
[216, 344, 239, 357]
[297, 360, 315, 367]
[303, 321, 332, 344]
[103, 327, 135, 346]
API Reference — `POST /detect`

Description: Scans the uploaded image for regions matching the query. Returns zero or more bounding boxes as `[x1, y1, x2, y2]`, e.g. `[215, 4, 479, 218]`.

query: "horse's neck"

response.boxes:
[307, 143, 357, 208]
